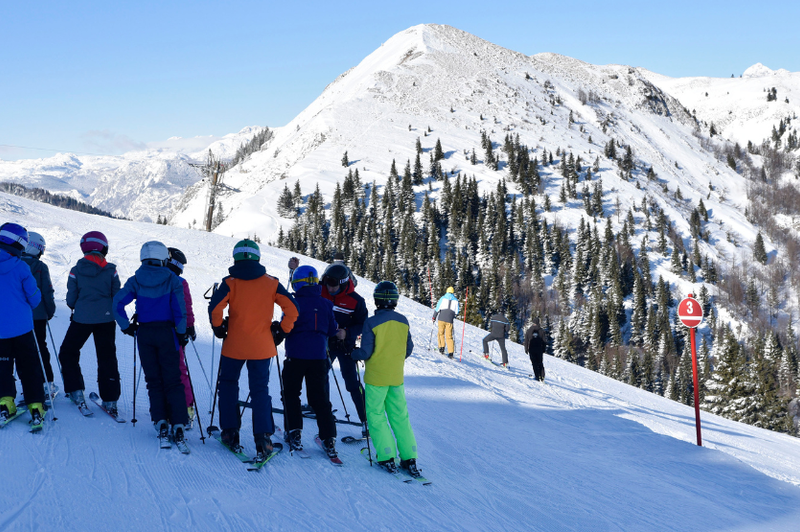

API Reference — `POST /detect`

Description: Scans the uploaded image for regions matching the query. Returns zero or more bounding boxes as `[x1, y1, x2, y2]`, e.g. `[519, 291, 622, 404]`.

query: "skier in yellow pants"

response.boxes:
[433, 287, 459, 358]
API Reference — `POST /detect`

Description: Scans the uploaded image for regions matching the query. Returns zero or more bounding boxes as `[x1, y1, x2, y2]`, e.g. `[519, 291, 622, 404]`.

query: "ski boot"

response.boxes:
[187, 406, 195, 430]
[221, 428, 242, 452]
[447, 352, 454, 359]
[44, 382, 59, 401]
[400, 458, 421, 478]
[286, 429, 303, 452]
[502, 363, 509, 369]
[172, 424, 187, 444]
[322, 437, 338, 459]
[155, 419, 170, 446]
[439, 347, 445, 355]
[0, 396, 17, 421]
[484, 352, 490, 360]
[102, 400, 119, 418]
[254, 433, 274, 459]
[378, 458, 398, 474]
[29, 403, 45, 426]
[70, 389, 87, 407]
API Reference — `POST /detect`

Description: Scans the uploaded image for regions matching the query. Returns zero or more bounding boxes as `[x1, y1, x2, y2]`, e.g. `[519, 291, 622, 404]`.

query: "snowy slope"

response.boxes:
[3, 195, 800, 531]
[166, 24, 752, 249]
[642, 63, 800, 147]
[0, 127, 265, 222]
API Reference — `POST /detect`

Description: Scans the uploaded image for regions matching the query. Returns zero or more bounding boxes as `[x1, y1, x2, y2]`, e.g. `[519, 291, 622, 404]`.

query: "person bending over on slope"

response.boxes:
[209, 239, 298, 460]
[0, 223, 46, 426]
[113, 241, 189, 443]
[59, 231, 121, 414]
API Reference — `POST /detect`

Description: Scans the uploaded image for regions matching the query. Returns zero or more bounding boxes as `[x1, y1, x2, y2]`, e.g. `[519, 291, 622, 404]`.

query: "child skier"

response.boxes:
[59, 231, 121, 414]
[208, 239, 298, 459]
[281, 265, 339, 457]
[113, 241, 189, 444]
[21, 232, 58, 398]
[0, 222, 46, 426]
[167, 247, 196, 426]
[352, 281, 420, 476]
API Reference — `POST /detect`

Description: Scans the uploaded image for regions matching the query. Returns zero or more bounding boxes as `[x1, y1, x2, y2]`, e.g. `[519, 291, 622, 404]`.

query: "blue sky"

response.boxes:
[2, 1, 798, 160]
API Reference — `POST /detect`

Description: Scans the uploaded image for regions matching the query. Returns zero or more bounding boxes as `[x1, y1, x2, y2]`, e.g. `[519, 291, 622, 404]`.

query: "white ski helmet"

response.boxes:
[140, 241, 169, 265]
[25, 232, 46, 256]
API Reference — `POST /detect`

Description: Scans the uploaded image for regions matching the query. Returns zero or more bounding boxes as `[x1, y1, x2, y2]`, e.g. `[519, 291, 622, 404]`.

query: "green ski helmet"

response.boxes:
[233, 239, 260, 261]
[373, 280, 399, 310]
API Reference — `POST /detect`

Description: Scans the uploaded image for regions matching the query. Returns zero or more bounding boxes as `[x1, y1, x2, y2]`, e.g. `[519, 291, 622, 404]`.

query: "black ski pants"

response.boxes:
[328, 350, 366, 423]
[529, 348, 545, 381]
[482, 333, 509, 364]
[0, 331, 45, 405]
[137, 324, 188, 426]
[59, 321, 120, 401]
[282, 357, 336, 440]
[33, 320, 54, 383]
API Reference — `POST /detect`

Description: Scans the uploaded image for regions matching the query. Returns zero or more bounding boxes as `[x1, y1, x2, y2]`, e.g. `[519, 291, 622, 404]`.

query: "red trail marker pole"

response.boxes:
[678, 294, 704, 447]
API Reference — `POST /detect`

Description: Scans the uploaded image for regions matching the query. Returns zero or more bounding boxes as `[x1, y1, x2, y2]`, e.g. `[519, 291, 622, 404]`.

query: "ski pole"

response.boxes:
[239, 392, 251, 423]
[427, 321, 435, 351]
[184, 360, 206, 444]
[132, 333, 138, 426]
[46, 322, 66, 387]
[207, 354, 223, 433]
[274, 352, 286, 436]
[459, 287, 470, 363]
[329, 353, 351, 422]
[355, 362, 372, 466]
[32, 332, 57, 423]
[209, 335, 216, 414]
[189, 339, 212, 392]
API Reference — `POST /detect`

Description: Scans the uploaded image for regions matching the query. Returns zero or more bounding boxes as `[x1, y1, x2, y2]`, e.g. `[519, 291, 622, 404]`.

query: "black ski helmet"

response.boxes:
[167, 247, 187, 275]
[321, 263, 350, 288]
[373, 281, 399, 309]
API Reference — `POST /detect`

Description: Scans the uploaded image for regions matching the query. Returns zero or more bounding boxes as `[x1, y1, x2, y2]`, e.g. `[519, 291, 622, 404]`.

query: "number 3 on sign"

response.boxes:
[686, 301, 694, 314]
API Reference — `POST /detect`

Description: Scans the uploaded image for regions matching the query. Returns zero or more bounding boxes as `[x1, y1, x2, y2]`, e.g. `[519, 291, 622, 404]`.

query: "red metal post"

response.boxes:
[459, 287, 469, 363]
[690, 326, 703, 446]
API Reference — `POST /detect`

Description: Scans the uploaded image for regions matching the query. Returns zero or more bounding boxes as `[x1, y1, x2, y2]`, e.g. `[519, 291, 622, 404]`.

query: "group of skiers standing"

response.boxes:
[0, 223, 421, 475]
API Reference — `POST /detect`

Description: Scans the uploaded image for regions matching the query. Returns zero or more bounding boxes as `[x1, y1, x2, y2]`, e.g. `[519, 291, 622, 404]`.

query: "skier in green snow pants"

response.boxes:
[352, 281, 419, 474]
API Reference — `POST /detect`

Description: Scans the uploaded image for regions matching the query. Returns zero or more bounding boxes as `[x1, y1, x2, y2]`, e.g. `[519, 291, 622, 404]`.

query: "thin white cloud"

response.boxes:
[81, 129, 147, 154]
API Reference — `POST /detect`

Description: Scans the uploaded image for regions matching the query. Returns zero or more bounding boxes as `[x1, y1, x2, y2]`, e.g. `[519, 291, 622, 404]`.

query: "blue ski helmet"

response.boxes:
[291, 265, 319, 291]
[0, 222, 29, 256]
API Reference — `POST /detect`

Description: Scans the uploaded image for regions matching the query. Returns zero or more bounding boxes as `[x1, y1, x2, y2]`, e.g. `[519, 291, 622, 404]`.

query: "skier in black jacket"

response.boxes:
[482, 311, 510, 367]
[524, 317, 547, 382]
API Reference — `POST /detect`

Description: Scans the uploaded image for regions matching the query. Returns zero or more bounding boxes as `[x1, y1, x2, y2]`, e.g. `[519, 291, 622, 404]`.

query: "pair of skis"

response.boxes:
[281, 427, 343, 466]
[159, 428, 191, 455]
[208, 428, 282, 471]
[360, 448, 432, 485]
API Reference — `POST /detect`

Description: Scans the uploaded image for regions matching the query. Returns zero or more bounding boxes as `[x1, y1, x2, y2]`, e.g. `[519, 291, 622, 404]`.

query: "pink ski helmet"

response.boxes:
[80, 231, 109, 256]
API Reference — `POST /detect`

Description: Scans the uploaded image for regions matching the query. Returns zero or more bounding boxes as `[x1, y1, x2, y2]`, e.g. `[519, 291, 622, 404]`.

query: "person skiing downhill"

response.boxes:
[483, 310, 510, 367]
[281, 265, 339, 458]
[166, 247, 197, 426]
[320, 263, 368, 435]
[59, 231, 121, 414]
[208, 239, 299, 458]
[0, 222, 46, 427]
[524, 317, 548, 382]
[113, 241, 189, 444]
[433, 287, 459, 358]
[352, 281, 420, 477]
[20, 232, 58, 398]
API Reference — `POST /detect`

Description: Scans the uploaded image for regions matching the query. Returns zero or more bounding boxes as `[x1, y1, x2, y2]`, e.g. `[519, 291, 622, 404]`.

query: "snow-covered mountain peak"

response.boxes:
[743, 62, 792, 78]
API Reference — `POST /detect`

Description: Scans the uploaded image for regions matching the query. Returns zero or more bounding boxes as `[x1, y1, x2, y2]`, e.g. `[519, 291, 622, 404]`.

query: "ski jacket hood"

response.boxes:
[21, 254, 56, 321]
[0, 249, 41, 338]
[67, 256, 120, 324]
[284, 284, 338, 360]
[228, 260, 266, 281]
[113, 265, 186, 333]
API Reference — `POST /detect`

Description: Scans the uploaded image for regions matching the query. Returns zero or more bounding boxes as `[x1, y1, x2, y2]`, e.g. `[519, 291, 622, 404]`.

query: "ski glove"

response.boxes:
[271, 321, 286, 346]
[288, 257, 299, 271]
[177, 332, 189, 347]
[213, 317, 228, 339]
[186, 325, 196, 342]
[122, 322, 138, 337]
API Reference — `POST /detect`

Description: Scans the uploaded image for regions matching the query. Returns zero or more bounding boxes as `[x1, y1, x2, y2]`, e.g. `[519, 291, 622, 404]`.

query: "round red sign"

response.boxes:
[678, 296, 703, 328]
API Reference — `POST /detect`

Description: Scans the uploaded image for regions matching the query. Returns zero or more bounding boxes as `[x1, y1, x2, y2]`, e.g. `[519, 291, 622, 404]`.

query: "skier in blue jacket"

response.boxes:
[281, 265, 339, 458]
[113, 241, 189, 445]
[0, 222, 46, 426]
